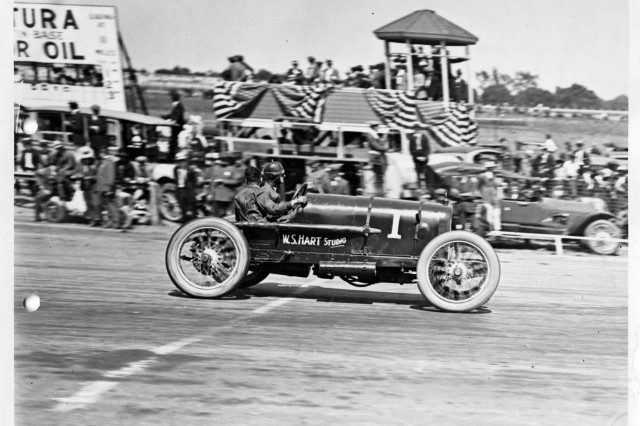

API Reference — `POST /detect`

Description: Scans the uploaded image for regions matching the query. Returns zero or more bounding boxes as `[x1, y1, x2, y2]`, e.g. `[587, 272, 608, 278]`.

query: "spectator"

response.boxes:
[327, 164, 350, 195]
[49, 140, 77, 200]
[614, 165, 628, 193]
[186, 115, 208, 153]
[453, 69, 468, 102]
[520, 149, 534, 176]
[87, 104, 108, 155]
[478, 161, 502, 233]
[537, 146, 556, 179]
[305, 56, 320, 84]
[115, 148, 137, 188]
[34, 164, 56, 222]
[321, 59, 340, 84]
[286, 60, 304, 85]
[588, 142, 601, 155]
[162, 91, 186, 160]
[573, 140, 591, 184]
[409, 127, 430, 189]
[543, 134, 558, 153]
[235, 55, 254, 81]
[499, 143, 513, 171]
[307, 161, 332, 193]
[221, 56, 236, 81]
[75, 146, 98, 225]
[64, 101, 85, 147]
[370, 64, 386, 89]
[173, 151, 199, 222]
[365, 122, 388, 197]
[93, 146, 117, 227]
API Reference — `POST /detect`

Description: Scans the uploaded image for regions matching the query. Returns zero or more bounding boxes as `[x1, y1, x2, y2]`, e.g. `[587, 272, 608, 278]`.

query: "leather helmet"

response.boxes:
[262, 161, 285, 181]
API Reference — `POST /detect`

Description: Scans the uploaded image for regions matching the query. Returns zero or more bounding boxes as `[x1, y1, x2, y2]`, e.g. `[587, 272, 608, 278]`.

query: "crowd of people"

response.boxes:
[220, 48, 469, 102]
[15, 92, 627, 238]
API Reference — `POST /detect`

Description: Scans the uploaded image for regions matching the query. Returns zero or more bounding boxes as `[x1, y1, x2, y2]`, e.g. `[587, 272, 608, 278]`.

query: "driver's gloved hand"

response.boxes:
[292, 196, 307, 206]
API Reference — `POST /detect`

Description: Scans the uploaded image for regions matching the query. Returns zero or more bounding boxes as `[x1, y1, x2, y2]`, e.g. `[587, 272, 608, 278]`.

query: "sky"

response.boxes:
[14, 0, 630, 100]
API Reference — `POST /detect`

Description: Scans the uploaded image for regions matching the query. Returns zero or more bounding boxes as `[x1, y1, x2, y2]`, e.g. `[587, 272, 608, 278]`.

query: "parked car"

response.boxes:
[165, 185, 502, 312]
[431, 162, 621, 255]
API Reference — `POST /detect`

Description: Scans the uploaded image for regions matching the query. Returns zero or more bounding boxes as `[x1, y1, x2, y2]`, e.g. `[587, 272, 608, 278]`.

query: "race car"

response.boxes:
[165, 184, 501, 312]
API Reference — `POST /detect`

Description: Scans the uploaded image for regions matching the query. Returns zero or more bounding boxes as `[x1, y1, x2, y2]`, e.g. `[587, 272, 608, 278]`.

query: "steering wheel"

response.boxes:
[292, 182, 308, 200]
[292, 183, 309, 210]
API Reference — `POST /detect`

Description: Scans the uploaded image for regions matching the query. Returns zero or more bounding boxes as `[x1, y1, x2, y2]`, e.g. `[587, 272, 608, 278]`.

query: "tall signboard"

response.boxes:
[13, 3, 126, 111]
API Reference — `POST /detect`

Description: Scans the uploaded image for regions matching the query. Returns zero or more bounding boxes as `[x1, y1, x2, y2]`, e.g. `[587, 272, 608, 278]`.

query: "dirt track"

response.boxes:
[14, 212, 628, 425]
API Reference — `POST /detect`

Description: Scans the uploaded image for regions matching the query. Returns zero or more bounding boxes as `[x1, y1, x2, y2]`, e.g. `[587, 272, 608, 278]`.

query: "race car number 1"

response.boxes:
[387, 212, 401, 239]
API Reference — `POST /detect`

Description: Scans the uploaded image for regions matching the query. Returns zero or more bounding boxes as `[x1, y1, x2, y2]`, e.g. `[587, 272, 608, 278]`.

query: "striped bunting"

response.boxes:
[271, 84, 333, 122]
[363, 88, 477, 147]
[211, 81, 268, 119]
[428, 102, 479, 147]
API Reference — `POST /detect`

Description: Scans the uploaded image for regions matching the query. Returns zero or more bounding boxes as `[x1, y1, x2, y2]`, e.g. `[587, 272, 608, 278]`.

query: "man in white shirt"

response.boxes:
[542, 134, 558, 153]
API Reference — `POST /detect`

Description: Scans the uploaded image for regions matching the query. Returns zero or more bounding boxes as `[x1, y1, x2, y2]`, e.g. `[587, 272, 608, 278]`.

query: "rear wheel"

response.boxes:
[417, 231, 500, 312]
[166, 217, 250, 297]
[582, 219, 620, 255]
[238, 270, 270, 289]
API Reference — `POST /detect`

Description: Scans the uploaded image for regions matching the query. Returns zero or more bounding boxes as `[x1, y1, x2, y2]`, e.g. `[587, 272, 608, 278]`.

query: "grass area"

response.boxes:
[477, 116, 628, 149]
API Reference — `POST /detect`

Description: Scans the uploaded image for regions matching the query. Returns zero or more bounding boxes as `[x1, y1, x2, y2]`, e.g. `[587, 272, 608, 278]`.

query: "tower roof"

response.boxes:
[374, 10, 478, 46]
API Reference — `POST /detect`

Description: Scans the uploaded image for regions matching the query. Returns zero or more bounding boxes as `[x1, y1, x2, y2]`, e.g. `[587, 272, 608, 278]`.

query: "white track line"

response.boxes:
[51, 337, 200, 412]
[49, 285, 314, 412]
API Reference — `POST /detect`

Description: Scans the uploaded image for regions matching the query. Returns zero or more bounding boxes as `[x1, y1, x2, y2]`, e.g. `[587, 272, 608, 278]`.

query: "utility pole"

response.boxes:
[119, 32, 148, 115]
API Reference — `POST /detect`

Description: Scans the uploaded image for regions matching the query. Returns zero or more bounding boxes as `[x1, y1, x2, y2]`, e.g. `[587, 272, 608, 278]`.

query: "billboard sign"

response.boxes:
[13, 2, 126, 111]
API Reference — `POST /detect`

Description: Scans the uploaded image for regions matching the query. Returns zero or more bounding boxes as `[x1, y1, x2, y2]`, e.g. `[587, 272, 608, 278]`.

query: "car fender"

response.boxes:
[569, 212, 617, 236]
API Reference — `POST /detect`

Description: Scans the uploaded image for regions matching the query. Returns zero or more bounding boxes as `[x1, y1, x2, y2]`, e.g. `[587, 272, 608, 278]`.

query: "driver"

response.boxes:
[256, 161, 307, 221]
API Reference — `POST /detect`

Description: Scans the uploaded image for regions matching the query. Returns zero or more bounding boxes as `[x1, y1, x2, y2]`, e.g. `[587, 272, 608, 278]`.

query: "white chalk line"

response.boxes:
[49, 282, 316, 412]
[51, 337, 201, 412]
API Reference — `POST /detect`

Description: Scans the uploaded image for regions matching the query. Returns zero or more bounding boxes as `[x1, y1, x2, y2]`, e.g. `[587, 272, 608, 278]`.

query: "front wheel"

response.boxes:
[582, 219, 621, 255]
[166, 217, 250, 298]
[417, 231, 500, 312]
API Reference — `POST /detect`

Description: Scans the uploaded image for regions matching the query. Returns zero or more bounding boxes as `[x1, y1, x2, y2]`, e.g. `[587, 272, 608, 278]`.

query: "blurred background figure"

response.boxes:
[409, 126, 430, 190]
[75, 146, 98, 226]
[88, 104, 108, 156]
[286, 60, 304, 85]
[206, 152, 244, 217]
[162, 91, 186, 161]
[478, 161, 502, 233]
[321, 59, 340, 84]
[65, 101, 85, 147]
[173, 151, 198, 222]
[93, 146, 117, 227]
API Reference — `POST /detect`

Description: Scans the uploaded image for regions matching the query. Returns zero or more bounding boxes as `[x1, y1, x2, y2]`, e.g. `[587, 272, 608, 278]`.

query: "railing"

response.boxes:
[487, 231, 628, 256]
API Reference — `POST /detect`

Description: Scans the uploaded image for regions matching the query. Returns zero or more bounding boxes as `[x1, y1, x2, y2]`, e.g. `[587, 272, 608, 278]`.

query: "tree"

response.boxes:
[480, 84, 513, 105]
[603, 95, 628, 110]
[554, 84, 602, 109]
[512, 71, 538, 93]
[475, 70, 491, 91]
[253, 69, 274, 82]
[513, 87, 554, 107]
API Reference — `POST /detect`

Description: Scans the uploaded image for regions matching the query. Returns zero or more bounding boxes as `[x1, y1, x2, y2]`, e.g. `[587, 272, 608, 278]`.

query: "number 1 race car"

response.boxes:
[165, 184, 501, 312]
